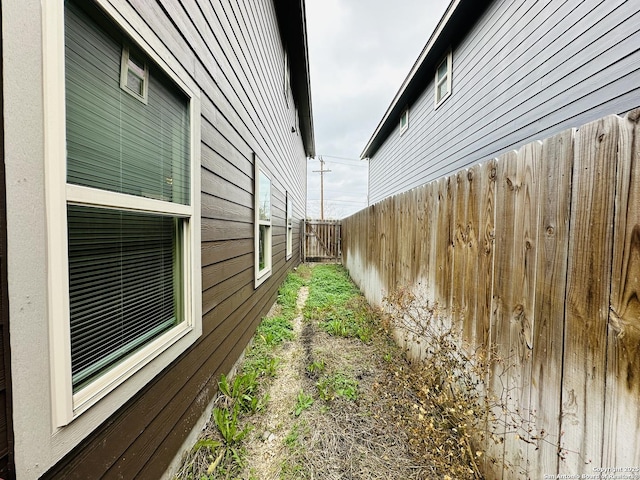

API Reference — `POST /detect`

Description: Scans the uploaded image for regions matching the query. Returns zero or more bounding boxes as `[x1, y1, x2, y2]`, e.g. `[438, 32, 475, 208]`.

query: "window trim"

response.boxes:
[283, 51, 291, 108]
[434, 50, 452, 108]
[254, 158, 272, 287]
[286, 193, 293, 260]
[399, 108, 409, 135]
[44, 0, 202, 429]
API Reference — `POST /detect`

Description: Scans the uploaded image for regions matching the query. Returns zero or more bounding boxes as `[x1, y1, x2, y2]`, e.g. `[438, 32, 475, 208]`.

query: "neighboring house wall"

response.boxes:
[368, 0, 640, 204]
[2, 0, 310, 478]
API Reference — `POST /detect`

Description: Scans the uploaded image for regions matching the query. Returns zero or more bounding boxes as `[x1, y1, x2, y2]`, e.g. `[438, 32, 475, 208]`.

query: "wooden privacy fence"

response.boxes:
[304, 219, 341, 262]
[342, 111, 640, 479]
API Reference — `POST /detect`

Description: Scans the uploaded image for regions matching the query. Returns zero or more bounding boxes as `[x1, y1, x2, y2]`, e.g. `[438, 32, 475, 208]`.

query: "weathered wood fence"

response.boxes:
[342, 111, 640, 479]
[304, 219, 341, 262]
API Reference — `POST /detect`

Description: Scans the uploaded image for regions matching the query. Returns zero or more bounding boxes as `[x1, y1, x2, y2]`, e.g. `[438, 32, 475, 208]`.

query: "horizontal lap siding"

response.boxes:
[369, 0, 640, 203]
[44, 0, 307, 478]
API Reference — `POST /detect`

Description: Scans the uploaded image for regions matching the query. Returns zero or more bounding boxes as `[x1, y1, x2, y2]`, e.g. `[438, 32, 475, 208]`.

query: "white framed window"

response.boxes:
[120, 45, 149, 103]
[399, 108, 409, 135]
[435, 50, 452, 108]
[45, 0, 202, 428]
[284, 51, 291, 108]
[255, 160, 272, 287]
[286, 193, 293, 260]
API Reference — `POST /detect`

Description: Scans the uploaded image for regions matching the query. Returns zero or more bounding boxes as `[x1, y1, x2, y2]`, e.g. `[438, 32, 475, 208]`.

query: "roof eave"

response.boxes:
[274, 0, 316, 158]
[360, 0, 491, 160]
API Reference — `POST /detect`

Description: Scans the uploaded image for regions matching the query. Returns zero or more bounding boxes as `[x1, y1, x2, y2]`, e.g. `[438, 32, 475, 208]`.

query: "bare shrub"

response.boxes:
[382, 286, 537, 479]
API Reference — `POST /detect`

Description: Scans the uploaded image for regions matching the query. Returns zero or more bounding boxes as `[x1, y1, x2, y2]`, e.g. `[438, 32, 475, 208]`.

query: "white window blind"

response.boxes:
[65, 0, 191, 392]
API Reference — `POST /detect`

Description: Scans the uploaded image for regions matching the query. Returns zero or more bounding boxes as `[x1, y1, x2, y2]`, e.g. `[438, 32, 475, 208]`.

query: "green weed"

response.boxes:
[306, 360, 325, 375]
[304, 265, 374, 342]
[217, 372, 269, 414]
[284, 426, 300, 447]
[213, 407, 251, 445]
[293, 391, 314, 417]
[316, 373, 358, 402]
[191, 438, 222, 454]
[244, 354, 280, 379]
[280, 460, 307, 479]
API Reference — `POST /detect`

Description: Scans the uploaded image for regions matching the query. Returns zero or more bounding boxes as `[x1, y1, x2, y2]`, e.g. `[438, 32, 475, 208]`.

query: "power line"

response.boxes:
[321, 188, 367, 195]
[322, 159, 368, 168]
[308, 199, 367, 205]
[315, 154, 362, 162]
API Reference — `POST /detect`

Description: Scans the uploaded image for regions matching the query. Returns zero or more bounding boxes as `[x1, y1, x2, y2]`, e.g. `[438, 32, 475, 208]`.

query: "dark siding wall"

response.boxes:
[43, 0, 307, 478]
[369, 0, 640, 203]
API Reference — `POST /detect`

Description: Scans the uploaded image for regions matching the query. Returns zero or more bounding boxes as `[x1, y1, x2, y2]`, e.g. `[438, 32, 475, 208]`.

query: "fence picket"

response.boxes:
[603, 109, 640, 468]
[464, 166, 480, 348]
[453, 169, 470, 340]
[560, 116, 618, 474]
[435, 177, 453, 311]
[476, 160, 497, 351]
[507, 141, 540, 478]
[529, 129, 574, 479]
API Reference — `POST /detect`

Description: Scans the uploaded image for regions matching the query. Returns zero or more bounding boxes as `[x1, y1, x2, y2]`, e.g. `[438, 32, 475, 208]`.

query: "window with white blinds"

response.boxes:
[67, 207, 182, 390]
[46, 0, 201, 423]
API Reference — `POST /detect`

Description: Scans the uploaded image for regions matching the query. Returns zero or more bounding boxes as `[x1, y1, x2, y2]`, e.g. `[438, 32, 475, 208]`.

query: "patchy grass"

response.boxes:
[293, 391, 314, 417]
[176, 263, 500, 480]
[316, 372, 358, 401]
[276, 264, 430, 479]
[303, 264, 359, 319]
[173, 269, 306, 480]
[304, 264, 375, 342]
[241, 271, 305, 379]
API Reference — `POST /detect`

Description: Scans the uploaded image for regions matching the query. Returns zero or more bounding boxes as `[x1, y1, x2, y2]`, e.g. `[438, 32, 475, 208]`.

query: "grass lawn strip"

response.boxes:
[174, 264, 485, 480]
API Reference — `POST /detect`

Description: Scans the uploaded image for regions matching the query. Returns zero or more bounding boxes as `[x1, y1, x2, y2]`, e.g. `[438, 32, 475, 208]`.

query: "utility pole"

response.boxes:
[313, 156, 331, 220]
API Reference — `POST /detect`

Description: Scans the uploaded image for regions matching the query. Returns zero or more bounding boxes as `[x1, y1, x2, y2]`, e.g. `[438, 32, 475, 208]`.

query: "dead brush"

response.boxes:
[381, 286, 533, 479]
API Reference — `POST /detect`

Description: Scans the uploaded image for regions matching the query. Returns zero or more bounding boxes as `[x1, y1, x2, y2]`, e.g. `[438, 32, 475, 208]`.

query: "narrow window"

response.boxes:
[284, 51, 291, 108]
[286, 193, 293, 260]
[255, 163, 272, 286]
[435, 51, 452, 107]
[399, 108, 409, 135]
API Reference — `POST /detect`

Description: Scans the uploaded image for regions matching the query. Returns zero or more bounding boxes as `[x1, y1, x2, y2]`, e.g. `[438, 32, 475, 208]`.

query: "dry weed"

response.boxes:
[381, 286, 540, 479]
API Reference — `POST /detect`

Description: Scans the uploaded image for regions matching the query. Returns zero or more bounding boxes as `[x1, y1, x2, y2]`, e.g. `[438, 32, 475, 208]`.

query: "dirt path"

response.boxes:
[240, 280, 431, 480]
[241, 286, 309, 479]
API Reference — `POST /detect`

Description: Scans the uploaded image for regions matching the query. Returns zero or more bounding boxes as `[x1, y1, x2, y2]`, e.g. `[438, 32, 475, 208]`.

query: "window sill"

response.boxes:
[434, 91, 451, 110]
[255, 268, 272, 288]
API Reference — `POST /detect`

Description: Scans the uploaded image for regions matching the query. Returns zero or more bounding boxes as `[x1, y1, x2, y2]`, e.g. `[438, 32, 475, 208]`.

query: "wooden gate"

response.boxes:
[304, 220, 341, 262]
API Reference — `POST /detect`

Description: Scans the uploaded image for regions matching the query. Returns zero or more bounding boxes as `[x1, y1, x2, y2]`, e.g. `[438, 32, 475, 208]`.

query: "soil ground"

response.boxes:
[175, 264, 453, 480]
[238, 266, 435, 480]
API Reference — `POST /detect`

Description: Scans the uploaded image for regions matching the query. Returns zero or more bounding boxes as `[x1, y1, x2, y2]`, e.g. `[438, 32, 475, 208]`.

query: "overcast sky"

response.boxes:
[304, 0, 451, 219]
